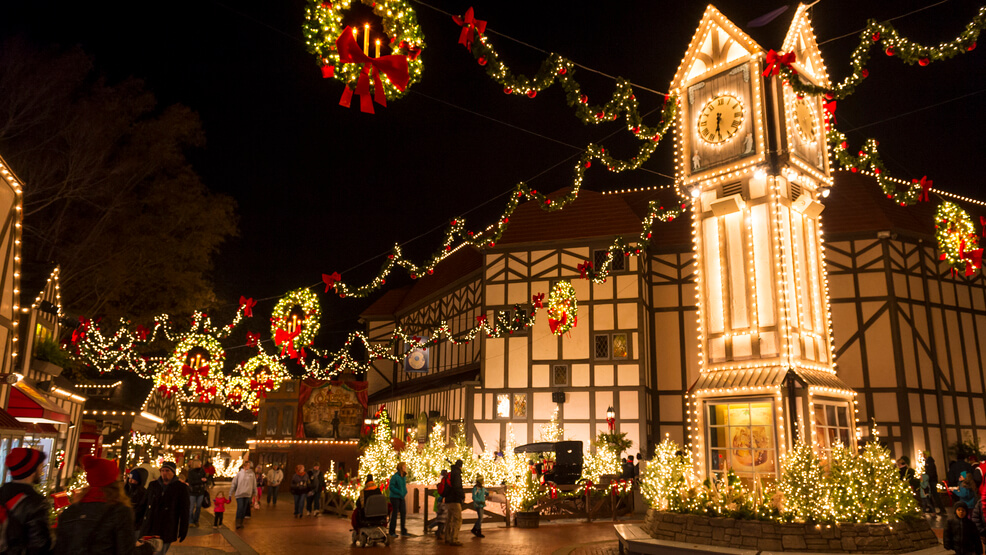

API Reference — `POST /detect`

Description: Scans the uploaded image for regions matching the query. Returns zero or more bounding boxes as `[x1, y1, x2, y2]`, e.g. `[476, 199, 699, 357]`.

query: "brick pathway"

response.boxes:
[168, 486, 640, 555]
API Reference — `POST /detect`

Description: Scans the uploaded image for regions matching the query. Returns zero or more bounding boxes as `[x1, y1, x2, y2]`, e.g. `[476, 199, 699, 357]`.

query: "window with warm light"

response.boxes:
[495, 394, 510, 419]
[706, 400, 777, 484]
[594, 332, 630, 360]
[813, 400, 853, 456]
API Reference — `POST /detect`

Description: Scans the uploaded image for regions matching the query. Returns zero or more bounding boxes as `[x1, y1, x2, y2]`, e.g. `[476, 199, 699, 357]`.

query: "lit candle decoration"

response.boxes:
[363, 23, 370, 55]
[375, 39, 381, 58]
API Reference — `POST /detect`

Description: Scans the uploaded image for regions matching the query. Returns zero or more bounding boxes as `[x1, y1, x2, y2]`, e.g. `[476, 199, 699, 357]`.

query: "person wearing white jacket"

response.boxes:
[265, 464, 284, 506]
[229, 461, 257, 529]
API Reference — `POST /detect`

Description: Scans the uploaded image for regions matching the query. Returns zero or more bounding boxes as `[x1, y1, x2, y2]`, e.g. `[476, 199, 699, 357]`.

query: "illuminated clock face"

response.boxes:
[697, 94, 744, 145]
[794, 97, 818, 143]
[407, 349, 426, 370]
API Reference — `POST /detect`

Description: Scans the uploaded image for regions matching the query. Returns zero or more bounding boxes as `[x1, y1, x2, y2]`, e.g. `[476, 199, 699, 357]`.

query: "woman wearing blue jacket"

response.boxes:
[471, 475, 487, 538]
[388, 462, 409, 537]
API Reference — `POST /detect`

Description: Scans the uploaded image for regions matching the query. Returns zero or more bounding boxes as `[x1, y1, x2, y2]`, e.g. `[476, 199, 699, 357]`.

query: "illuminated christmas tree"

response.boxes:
[358, 409, 399, 487]
[779, 441, 830, 522]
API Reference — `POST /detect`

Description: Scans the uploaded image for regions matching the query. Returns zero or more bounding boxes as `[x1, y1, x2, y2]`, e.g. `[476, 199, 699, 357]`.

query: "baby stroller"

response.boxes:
[352, 493, 390, 547]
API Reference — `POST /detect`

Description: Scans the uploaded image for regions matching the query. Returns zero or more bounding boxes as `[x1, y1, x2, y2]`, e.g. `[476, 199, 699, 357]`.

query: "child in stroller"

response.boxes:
[351, 475, 391, 547]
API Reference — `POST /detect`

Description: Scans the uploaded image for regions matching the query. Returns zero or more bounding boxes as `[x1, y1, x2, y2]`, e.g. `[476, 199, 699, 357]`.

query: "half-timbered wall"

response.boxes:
[471, 244, 648, 454]
[828, 232, 986, 466]
[366, 276, 482, 428]
[649, 251, 699, 447]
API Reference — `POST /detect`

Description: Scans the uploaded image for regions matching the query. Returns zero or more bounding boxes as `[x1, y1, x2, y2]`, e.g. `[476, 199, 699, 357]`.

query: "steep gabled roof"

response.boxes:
[781, 4, 830, 88]
[671, 4, 763, 88]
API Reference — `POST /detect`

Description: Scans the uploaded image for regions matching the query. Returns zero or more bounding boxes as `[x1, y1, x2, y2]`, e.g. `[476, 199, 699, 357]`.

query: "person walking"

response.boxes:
[923, 452, 947, 516]
[125, 468, 149, 537]
[0, 447, 51, 555]
[186, 460, 208, 528]
[139, 460, 189, 555]
[211, 492, 229, 529]
[54, 456, 134, 555]
[945, 501, 983, 555]
[289, 465, 310, 518]
[470, 475, 487, 538]
[387, 462, 408, 537]
[264, 464, 283, 506]
[443, 460, 465, 546]
[229, 461, 256, 529]
[306, 463, 325, 516]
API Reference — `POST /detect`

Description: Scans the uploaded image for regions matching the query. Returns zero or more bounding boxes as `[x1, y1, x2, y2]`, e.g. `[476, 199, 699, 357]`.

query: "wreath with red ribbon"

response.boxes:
[303, 0, 425, 113]
[546, 281, 578, 336]
[157, 334, 226, 403]
[270, 288, 321, 358]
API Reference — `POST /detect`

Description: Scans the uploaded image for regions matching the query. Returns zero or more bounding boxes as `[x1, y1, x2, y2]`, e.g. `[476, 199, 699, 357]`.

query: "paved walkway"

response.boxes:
[167, 486, 633, 554]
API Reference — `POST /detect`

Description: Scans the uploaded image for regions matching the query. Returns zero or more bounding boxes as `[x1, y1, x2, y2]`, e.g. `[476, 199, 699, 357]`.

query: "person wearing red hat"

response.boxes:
[0, 446, 51, 554]
[54, 456, 134, 555]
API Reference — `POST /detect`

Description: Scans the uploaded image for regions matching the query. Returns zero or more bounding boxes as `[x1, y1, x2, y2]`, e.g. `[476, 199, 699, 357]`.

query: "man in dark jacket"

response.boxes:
[126, 468, 149, 534]
[924, 453, 946, 516]
[0, 447, 51, 555]
[186, 460, 208, 527]
[306, 463, 325, 516]
[443, 460, 465, 546]
[140, 461, 189, 555]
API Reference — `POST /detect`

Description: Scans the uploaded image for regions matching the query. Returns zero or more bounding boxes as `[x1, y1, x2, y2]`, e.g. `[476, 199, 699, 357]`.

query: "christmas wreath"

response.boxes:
[935, 201, 982, 276]
[158, 334, 226, 402]
[303, 0, 425, 110]
[271, 288, 321, 357]
[546, 280, 578, 335]
[233, 352, 290, 410]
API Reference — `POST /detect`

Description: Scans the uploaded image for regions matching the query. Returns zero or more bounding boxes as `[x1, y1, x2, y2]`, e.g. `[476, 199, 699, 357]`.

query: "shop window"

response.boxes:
[551, 365, 569, 387]
[706, 400, 777, 484]
[496, 394, 511, 419]
[813, 400, 854, 455]
[593, 250, 625, 274]
[266, 407, 279, 436]
[281, 407, 294, 436]
[513, 394, 527, 418]
[594, 333, 630, 360]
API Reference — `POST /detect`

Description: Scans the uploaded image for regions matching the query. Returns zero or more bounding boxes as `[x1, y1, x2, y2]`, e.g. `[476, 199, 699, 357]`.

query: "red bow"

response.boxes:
[182, 364, 209, 378]
[239, 296, 257, 318]
[451, 7, 486, 51]
[251, 377, 275, 391]
[980, 216, 986, 237]
[246, 332, 261, 347]
[913, 176, 933, 202]
[533, 293, 544, 309]
[823, 100, 836, 123]
[322, 272, 342, 293]
[336, 27, 409, 114]
[135, 325, 150, 341]
[965, 248, 983, 276]
[274, 328, 302, 358]
[476, 315, 487, 326]
[762, 49, 796, 77]
[548, 313, 576, 334]
[577, 261, 594, 279]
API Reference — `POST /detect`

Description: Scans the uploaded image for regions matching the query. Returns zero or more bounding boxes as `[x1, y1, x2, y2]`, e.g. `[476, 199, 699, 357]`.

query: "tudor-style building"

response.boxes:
[360, 5, 986, 480]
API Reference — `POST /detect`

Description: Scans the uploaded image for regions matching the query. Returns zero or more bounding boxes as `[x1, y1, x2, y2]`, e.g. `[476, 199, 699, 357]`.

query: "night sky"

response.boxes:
[1, 0, 984, 345]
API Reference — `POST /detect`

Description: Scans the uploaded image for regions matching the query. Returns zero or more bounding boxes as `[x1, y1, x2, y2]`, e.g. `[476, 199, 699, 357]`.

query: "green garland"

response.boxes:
[780, 6, 985, 100]
[303, 0, 425, 100]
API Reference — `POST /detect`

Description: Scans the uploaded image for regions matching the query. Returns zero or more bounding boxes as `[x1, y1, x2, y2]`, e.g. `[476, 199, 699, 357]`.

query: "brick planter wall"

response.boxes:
[642, 510, 940, 553]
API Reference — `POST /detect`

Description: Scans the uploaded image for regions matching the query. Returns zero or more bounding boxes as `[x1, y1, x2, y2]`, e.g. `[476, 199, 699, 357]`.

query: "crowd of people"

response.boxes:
[0, 449, 338, 555]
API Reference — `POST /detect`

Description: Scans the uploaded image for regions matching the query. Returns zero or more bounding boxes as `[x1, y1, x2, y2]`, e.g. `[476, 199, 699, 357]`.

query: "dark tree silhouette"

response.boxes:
[0, 37, 238, 321]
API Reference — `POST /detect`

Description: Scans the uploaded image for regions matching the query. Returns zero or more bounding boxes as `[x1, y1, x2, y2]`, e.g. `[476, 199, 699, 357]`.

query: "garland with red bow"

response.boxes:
[935, 201, 982, 276]
[303, 0, 425, 106]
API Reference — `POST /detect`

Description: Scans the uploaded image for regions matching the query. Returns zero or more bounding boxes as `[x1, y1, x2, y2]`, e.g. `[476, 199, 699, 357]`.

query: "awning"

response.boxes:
[690, 367, 855, 396]
[0, 407, 27, 433]
[8, 381, 71, 424]
[24, 423, 59, 436]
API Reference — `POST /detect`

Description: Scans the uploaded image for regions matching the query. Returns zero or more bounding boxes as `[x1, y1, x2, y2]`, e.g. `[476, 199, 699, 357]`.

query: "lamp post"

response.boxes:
[606, 406, 615, 432]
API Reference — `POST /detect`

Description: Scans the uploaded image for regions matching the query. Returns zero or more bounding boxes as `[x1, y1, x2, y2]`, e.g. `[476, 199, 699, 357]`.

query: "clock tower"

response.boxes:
[672, 5, 856, 483]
